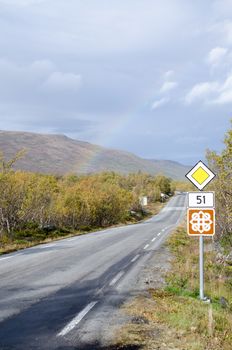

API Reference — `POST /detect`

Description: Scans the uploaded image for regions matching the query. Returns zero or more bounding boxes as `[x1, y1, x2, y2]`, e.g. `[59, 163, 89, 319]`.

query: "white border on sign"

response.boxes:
[187, 191, 215, 208]
[185, 160, 216, 190]
[187, 208, 215, 236]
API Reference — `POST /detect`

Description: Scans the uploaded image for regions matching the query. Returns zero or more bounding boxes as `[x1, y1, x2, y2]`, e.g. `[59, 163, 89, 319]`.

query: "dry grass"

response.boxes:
[166, 227, 232, 305]
[0, 233, 76, 255]
[118, 291, 232, 350]
[116, 226, 232, 350]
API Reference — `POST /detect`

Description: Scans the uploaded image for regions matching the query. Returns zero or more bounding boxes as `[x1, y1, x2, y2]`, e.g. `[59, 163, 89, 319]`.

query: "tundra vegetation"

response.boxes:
[116, 122, 232, 350]
[118, 226, 232, 350]
[0, 154, 173, 253]
[206, 122, 232, 247]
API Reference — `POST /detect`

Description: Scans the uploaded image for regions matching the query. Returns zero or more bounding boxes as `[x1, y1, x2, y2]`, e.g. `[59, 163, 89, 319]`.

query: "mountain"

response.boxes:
[0, 130, 190, 179]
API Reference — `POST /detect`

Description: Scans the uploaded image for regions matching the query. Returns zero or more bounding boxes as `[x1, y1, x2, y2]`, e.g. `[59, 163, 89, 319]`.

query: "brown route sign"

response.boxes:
[187, 208, 215, 236]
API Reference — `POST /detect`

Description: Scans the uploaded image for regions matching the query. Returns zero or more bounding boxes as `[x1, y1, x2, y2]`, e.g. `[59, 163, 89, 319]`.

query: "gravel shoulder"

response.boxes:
[96, 243, 173, 349]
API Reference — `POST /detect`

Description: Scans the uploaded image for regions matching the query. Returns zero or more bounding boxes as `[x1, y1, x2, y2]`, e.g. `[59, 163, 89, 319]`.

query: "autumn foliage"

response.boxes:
[0, 155, 172, 242]
[206, 120, 232, 244]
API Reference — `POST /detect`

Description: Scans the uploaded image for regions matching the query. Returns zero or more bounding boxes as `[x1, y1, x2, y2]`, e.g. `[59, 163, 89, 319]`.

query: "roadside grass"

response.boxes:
[166, 227, 232, 307]
[117, 226, 232, 350]
[0, 228, 78, 255]
[0, 201, 165, 255]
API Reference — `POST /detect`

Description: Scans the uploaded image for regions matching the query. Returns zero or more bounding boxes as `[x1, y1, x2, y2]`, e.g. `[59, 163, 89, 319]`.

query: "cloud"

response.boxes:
[214, 74, 232, 104]
[151, 97, 169, 110]
[0, 0, 231, 164]
[210, 20, 232, 45]
[151, 70, 178, 108]
[185, 82, 218, 104]
[0, 58, 54, 99]
[224, 21, 232, 43]
[213, 1, 232, 17]
[0, 0, 45, 6]
[215, 89, 232, 104]
[30, 60, 55, 72]
[186, 73, 232, 105]
[0, 0, 195, 59]
[43, 72, 82, 92]
[164, 70, 174, 80]
[160, 81, 178, 93]
[0, 57, 83, 114]
[207, 47, 228, 65]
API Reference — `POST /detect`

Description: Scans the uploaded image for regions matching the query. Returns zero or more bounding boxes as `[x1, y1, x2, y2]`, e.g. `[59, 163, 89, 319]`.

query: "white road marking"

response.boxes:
[39, 243, 57, 249]
[162, 206, 185, 211]
[58, 301, 98, 337]
[157, 232, 161, 236]
[151, 237, 156, 242]
[162, 228, 165, 232]
[144, 244, 149, 250]
[0, 256, 13, 261]
[66, 237, 77, 242]
[131, 254, 140, 263]
[0, 254, 22, 261]
[109, 271, 125, 286]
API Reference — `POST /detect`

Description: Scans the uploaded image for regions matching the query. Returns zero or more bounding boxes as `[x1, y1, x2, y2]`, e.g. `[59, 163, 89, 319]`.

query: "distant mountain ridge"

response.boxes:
[0, 130, 190, 179]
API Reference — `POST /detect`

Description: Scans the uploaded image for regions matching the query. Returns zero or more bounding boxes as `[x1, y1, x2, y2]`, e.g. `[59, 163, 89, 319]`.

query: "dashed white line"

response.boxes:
[162, 228, 165, 232]
[109, 271, 125, 286]
[157, 232, 161, 236]
[144, 244, 149, 250]
[131, 254, 140, 263]
[57, 301, 98, 337]
[151, 237, 156, 242]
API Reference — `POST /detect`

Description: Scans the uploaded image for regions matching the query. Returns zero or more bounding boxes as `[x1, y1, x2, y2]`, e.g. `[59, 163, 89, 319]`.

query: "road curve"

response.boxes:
[0, 193, 187, 349]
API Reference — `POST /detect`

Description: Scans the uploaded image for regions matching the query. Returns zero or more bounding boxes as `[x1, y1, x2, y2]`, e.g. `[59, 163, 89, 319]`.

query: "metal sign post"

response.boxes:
[199, 235, 204, 300]
[185, 161, 216, 301]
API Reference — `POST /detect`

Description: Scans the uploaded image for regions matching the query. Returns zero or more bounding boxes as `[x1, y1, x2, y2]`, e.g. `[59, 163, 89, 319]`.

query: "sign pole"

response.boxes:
[199, 235, 204, 300]
[199, 187, 204, 301]
[185, 160, 216, 302]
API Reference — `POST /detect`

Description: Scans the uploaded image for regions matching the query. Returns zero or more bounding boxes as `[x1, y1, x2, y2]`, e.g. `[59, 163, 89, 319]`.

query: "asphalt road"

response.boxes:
[0, 193, 187, 350]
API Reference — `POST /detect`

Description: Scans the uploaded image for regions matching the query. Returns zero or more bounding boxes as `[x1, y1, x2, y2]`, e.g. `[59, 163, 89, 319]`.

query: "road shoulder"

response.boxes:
[108, 226, 232, 350]
[98, 244, 173, 349]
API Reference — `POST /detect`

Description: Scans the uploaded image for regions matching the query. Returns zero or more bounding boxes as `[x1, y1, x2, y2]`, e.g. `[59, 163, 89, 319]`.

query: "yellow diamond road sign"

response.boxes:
[185, 161, 216, 190]
[192, 167, 210, 184]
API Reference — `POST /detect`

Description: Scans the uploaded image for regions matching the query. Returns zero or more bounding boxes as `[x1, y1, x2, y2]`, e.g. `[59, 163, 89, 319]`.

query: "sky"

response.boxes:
[0, 0, 231, 164]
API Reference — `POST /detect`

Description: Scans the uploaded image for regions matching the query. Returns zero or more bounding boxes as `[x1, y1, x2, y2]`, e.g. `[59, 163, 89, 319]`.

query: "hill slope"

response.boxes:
[0, 130, 190, 179]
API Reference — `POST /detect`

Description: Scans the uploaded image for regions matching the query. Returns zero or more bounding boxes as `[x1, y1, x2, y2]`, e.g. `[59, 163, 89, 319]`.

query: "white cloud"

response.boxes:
[160, 81, 178, 93]
[207, 47, 228, 65]
[214, 74, 232, 104]
[221, 74, 232, 90]
[151, 97, 169, 110]
[215, 89, 232, 104]
[43, 72, 82, 92]
[0, 58, 55, 92]
[0, 0, 45, 6]
[0, 58, 82, 104]
[210, 20, 232, 45]
[30, 60, 55, 72]
[1, 1, 190, 57]
[213, 1, 232, 17]
[186, 73, 232, 105]
[223, 21, 232, 44]
[164, 70, 174, 80]
[185, 82, 218, 104]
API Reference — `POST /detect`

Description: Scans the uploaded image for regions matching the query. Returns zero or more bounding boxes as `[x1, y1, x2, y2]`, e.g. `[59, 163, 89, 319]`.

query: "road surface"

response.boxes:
[0, 193, 187, 349]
